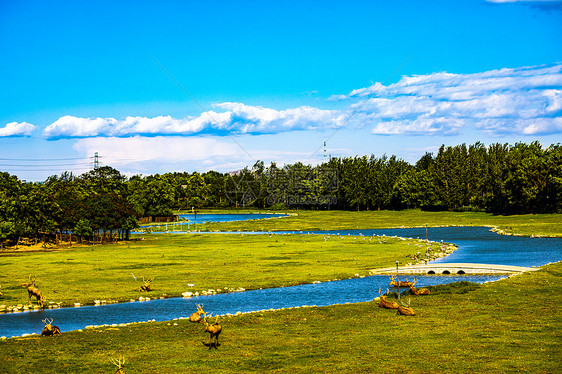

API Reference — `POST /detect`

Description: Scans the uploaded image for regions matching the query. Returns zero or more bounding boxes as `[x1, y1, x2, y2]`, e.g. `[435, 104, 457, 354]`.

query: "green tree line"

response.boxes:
[0, 141, 560, 246]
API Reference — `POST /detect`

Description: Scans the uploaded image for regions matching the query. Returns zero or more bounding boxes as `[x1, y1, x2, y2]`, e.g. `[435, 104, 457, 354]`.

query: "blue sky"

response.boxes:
[1, 0, 561, 181]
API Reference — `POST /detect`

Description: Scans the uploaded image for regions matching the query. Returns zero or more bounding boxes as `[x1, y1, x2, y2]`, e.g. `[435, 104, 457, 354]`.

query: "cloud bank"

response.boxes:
[0, 122, 35, 137]
[26, 63, 562, 140]
[339, 63, 562, 136]
[43, 103, 344, 140]
[72, 136, 322, 174]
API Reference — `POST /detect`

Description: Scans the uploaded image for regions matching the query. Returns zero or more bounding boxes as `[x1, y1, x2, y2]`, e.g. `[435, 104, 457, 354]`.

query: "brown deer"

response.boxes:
[389, 274, 414, 288]
[110, 356, 126, 373]
[189, 304, 206, 322]
[22, 275, 44, 307]
[397, 298, 415, 316]
[409, 278, 431, 296]
[41, 318, 62, 336]
[203, 314, 222, 349]
[377, 288, 399, 309]
[139, 276, 153, 292]
[132, 274, 153, 292]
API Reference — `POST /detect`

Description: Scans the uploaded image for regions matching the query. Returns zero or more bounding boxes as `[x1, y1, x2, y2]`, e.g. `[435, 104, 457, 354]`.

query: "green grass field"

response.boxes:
[199, 209, 562, 237]
[0, 210, 560, 373]
[1, 262, 560, 373]
[0, 233, 438, 307]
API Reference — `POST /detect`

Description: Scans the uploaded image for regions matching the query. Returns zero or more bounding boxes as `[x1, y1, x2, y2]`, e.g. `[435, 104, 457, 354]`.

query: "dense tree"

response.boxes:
[0, 141, 559, 247]
[129, 174, 175, 217]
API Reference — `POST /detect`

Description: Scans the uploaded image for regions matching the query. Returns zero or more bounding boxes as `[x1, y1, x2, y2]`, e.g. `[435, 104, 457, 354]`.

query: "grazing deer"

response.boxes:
[203, 314, 222, 349]
[409, 278, 431, 296]
[41, 318, 62, 336]
[110, 356, 126, 373]
[377, 288, 399, 309]
[189, 304, 206, 322]
[389, 274, 414, 288]
[22, 275, 44, 307]
[397, 298, 415, 316]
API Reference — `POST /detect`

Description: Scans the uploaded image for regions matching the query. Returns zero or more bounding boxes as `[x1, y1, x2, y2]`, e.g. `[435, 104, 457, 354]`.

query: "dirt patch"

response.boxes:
[0, 243, 87, 255]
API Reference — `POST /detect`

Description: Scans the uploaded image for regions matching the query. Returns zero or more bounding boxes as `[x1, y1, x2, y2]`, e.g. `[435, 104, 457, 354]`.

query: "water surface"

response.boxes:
[2, 226, 560, 338]
[0, 274, 501, 338]
[303, 227, 561, 267]
[139, 213, 288, 229]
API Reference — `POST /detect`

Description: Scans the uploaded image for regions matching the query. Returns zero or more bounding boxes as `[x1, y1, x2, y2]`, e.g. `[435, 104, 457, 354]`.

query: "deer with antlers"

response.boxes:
[397, 298, 415, 316]
[409, 278, 431, 296]
[388, 274, 414, 288]
[41, 318, 62, 336]
[21, 275, 44, 307]
[132, 274, 153, 292]
[377, 288, 399, 309]
[189, 304, 206, 322]
[203, 314, 222, 349]
[110, 356, 126, 373]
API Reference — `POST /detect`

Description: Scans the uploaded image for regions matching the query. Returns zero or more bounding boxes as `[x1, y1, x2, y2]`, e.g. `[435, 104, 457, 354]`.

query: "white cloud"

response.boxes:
[370, 117, 466, 136]
[30, 63, 562, 140]
[342, 64, 562, 101]
[340, 63, 562, 136]
[73, 136, 240, 163]
[0, 122, 35, 137]
[71, 135, 327, 175]
[477, 117, 562, 135]
[43, 103, 344, 139]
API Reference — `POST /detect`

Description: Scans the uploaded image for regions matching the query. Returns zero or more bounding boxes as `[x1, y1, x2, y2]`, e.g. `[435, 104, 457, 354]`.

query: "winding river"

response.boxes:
[1, 224, 561, 338]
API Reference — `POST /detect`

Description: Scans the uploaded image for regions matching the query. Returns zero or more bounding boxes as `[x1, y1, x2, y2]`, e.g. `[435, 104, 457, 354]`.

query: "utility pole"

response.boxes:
[323, 141, 327, 162]
[94, 152, 99, 169]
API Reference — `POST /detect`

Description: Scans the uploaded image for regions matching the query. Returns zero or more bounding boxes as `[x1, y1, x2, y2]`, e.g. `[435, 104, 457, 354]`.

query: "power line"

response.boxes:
[0, 163, 93, 167]
[0, 157, 91, 161]
[0, 168, 92, 172]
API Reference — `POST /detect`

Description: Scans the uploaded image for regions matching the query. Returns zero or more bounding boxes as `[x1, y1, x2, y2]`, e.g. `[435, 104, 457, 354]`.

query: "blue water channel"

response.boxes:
[1, 274, 500, 338]
[1, 224, 561, 338]
[300, 226, 562, 268]
[138, 213, 289, 229]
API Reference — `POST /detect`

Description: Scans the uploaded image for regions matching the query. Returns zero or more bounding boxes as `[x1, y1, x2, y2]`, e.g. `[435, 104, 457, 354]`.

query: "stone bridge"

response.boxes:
[370, 263, 538, 275]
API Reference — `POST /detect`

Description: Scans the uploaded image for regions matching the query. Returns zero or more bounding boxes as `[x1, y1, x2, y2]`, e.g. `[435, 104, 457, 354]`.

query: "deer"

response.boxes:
[377, 288, 399, 309]
[397, 298, 415, 316]
[21, 275, 44, 307]
[110, 356, 126, 374]
[203, 314, 222, 349]
[409, 278, 431, 296]
[132, 273, 153, 292]
[189, 304, 206, 322]
[41, 318, 62, 336]
[389, 274, 414, 288]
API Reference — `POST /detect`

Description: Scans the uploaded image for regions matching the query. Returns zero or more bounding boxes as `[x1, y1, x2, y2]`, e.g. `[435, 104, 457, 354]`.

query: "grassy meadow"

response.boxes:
[0, 233, 434, 307]
[200, 209, 562, 237]
[1, 261, 560, 373]
[0, 210, 561, 373]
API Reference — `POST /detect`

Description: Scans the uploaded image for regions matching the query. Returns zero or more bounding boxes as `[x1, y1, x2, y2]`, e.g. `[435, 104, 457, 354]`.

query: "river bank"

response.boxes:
[0, 232, 427, 310]
[203, 210, 562, 237]
[1, 260, 560, 373]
